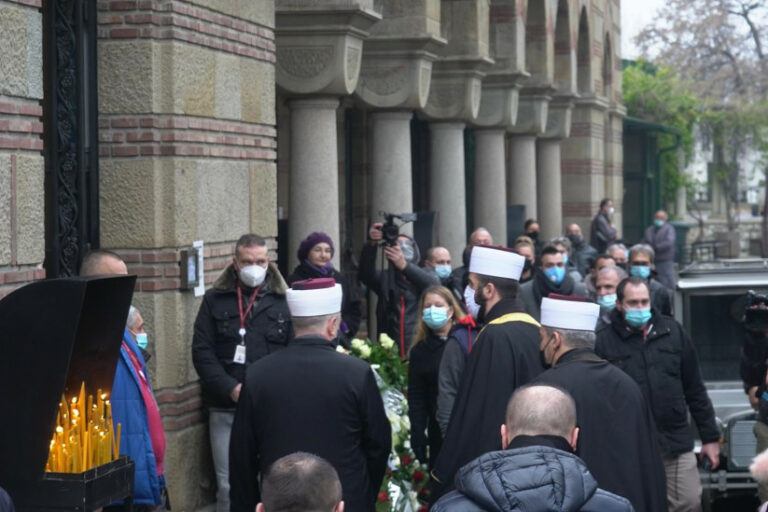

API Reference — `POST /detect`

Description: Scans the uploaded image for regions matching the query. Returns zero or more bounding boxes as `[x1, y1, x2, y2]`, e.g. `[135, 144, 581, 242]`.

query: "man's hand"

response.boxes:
[230, 383, 242, 403]
[383, 243, 407, 271]
[749, 386, 760, 411]
[700, 442, 720, 470]
[368, 222, 383, 245]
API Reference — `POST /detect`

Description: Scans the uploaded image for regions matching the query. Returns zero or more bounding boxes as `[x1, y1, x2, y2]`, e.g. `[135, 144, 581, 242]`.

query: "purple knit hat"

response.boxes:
[297, 231, 335, 262]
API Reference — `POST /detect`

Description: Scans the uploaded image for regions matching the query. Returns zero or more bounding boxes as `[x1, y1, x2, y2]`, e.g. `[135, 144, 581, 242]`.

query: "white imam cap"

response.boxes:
[469, 245, 525, 281]
[540, 297, 600, 331]
[286, 278, 343, 317]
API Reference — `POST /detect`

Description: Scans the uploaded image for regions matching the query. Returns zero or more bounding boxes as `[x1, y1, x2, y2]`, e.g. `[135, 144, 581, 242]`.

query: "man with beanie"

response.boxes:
[287, 231, 361, 348]
[359, 222, 439, 357]
[193, 234, 292, 512]
[430, 246, 544, 501]
[229, 278, 391, 512]
[534, 297, 667, 511]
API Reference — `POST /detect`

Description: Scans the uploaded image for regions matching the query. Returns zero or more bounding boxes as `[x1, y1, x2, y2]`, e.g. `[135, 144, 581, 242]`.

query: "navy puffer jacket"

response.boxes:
[432, 446, 634, 512]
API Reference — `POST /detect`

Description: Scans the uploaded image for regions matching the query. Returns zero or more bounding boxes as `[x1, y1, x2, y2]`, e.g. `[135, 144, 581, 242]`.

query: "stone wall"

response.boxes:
[0, 0, 44, 299]
[97, 0, 278, 509]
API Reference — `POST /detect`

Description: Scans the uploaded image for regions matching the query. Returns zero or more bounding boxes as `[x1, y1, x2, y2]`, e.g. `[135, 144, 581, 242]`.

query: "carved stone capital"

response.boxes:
[276, 8, 381, 95]
[421, 57, 492, 121]
[356, 36, 444, 109]
[507, 91, 550, 135]
[542, 94, 575, 139]
[474, 84, 519, 128]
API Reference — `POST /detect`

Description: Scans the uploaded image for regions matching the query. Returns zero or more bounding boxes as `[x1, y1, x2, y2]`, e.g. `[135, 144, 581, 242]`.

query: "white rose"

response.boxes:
[359, 344, 372, 359]
[379, 334, 395, 349]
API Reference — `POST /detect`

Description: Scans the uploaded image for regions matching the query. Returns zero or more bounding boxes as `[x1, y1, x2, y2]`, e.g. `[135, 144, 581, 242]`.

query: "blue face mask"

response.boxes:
[562, 253, 569, 265]
[624, 307, 652, 328]
[135, 332, 148, 350]
[544, 266, 566, 286]
[654, 219, 664, 228]
[422, 306, 450, 330]
[597, 293, 617, 311]
[630, 265, 651, 280]
[435, 264, 452, 279]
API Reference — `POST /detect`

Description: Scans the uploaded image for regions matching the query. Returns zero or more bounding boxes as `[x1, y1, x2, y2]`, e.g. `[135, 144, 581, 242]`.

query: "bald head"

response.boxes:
[79, 250, 127, 276]
[505, 385, 576, 440]
[566, 224, 582, 237]
[469, 228, 493, 247]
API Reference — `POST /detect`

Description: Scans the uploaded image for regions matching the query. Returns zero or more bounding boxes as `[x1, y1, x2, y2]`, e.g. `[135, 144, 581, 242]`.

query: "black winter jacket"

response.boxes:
[192, 263, 292, 409]
[740, 331, 768, 423]
[595, 309, 720, 456]
[572, 239, 598, 277]
[287, 262, 361, 347]
[432, 438, 633, 512]
[358, 243, 439, 357]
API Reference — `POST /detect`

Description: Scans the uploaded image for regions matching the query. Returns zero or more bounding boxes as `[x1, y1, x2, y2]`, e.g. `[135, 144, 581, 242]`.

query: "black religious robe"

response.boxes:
[430, 298, 544, 501]
[229, 335, 392, 512]
[534, 348, 668, 512]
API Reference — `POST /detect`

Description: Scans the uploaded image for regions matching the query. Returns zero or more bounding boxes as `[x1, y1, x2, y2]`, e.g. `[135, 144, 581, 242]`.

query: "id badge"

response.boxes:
[233, 343, 246, 364]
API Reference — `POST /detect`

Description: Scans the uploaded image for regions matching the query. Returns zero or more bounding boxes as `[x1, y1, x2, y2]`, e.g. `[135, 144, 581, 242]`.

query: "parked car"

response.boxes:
[675, 259, 768, 510]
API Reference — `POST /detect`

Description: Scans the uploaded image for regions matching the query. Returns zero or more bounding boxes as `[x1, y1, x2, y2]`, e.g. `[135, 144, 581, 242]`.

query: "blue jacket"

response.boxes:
[433, 444, 634, 512]
[111, 328, 163, 505]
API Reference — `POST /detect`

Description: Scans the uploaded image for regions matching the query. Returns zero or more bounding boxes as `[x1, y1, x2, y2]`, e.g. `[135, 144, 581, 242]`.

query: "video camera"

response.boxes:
[379, 211, 417, 246]
[745, 290, 768, 331]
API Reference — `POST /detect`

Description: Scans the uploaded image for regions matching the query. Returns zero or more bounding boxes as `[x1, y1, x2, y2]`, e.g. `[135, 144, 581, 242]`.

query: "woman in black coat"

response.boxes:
[407, 285, 470, 470]
[287, 232, 361, 348]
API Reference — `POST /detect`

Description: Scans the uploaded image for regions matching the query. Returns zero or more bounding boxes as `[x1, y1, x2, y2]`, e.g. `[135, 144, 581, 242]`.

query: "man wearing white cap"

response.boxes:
[430, 246, 544, 501]
[229, 278, 391, 512]
[533, 296, 667, 512]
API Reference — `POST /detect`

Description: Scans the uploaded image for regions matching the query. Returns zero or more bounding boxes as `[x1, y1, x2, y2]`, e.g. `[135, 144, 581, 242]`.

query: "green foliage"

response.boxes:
[623, 60, 701, 205]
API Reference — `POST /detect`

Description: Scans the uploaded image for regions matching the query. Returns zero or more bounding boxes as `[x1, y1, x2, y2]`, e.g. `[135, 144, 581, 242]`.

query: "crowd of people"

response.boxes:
[2, 199, 760, 512]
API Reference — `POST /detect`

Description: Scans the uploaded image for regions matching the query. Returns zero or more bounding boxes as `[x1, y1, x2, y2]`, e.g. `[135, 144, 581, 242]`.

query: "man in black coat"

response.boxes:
[358, 222, 439, 357]
[430, 246, 544, 501]
[628, 243, 673, 316]
[566, 223, 598, 277]
[518, 245, 589, 320]
[229, 278, 391, 512]
[596, 277, 720, 512]
[534, 296, 667, 512]
[590, 198, 618, 253]
[192, 233, 292, 511]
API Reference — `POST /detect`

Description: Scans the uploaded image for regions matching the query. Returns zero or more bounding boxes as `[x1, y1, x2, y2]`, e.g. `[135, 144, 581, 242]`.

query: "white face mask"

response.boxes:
[608, 207, 615, 215]
[238, 264, 266, 288]
[463, 285, 481, 319]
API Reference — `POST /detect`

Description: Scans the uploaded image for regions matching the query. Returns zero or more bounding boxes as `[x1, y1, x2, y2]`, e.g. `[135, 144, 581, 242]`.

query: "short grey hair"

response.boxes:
[291, 313, 340, 334]
[606, 243, 627, 254]
[506, 385, 577, 440]
[550, 236, 572, 255]
[629, 243, 656, 264]
[543, 325, 596, 350]
[126, 305, 140, 330]
[597, 265, 627, 281]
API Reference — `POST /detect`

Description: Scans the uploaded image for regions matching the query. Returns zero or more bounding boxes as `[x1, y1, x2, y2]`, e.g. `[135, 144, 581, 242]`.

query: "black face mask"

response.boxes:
[567, 234, 583, 246]
[528, 231, 540, 241]
[616, 262, 628, 272]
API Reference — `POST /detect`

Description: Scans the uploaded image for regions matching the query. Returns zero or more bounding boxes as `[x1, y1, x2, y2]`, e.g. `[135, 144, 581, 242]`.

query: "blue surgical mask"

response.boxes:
[654, 219, 664, 228]
[624, 307, 652, 328]
[435, 264, 452, 279]
[597, 293, 617, 311]
[400, 240, 415, 262]
[630, 265, 651, 280]
[562, 253, 569, 266]
[135, 332, 148, 350]
[422, 306, 450, 330]
[544, 266, 566, 286]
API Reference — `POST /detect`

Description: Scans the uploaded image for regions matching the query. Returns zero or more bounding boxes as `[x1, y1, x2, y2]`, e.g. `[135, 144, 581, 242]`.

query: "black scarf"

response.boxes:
[532, 268, 575, 306]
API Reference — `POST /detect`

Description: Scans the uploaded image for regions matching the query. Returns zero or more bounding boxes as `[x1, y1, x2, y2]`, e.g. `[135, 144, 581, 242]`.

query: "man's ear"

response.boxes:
[326, 315, 339, 339]
[336, 500, 345, 512]
[570, 427, 579, 451]
[232, 256, 239, 270]
[256, 503, 265, 512]
[500, 424, 509, 449]
[484, 282, 495, 300]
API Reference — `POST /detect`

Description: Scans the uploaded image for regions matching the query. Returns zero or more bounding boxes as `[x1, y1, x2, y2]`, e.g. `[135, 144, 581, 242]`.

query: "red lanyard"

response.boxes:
[237, 284, 260, 331]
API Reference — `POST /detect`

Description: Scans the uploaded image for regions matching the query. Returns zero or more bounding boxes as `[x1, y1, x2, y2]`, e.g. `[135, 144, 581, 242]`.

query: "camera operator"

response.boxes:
[359, 221, 439, 359]
[740, 292, 768, 503]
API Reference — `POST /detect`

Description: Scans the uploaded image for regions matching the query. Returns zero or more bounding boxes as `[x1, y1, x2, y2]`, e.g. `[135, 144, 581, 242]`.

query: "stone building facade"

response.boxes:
[0, 0, 622, 509]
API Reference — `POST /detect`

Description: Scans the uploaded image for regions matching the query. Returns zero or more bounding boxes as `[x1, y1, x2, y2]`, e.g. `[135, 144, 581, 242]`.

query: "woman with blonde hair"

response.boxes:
[408, 285, 474, 470]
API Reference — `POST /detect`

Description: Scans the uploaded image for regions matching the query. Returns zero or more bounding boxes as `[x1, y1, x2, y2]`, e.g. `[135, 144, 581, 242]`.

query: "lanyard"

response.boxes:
[237, 284, 260, 338]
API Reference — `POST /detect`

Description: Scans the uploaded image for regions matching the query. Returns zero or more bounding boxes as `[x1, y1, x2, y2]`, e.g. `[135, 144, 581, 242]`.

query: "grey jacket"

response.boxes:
[432, 444, 634, 512]
[642, 223, 676, 263]
[590, 211, 617, 253]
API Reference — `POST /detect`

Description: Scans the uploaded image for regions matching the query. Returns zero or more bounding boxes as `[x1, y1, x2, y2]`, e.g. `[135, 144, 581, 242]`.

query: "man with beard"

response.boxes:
[430, 246, 544, 501]
[519, 245, 588, 320]
[534, 297, 668, 512]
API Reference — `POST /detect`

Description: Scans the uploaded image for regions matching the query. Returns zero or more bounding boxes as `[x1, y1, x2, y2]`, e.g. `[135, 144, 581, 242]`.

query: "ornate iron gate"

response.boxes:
[43, 0, 99, 278]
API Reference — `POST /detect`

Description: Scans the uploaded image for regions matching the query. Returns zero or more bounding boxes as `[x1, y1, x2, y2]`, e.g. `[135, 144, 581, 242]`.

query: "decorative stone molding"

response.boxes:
[474, 83, 520, 128]
[356, 36, 444, 109]
[422, 60, 491, 121]
[275, 8, 381, 95]
[507, 89, 551, 135]
[542, 94, 575, 139]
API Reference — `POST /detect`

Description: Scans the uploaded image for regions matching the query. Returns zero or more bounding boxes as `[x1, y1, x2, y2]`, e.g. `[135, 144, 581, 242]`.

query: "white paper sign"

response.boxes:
[193, 240, 205, 297]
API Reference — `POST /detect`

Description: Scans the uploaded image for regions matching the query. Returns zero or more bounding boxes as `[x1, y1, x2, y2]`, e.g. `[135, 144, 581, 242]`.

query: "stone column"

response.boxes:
[430, 122, 467, 260]
[508, 135, 538, 222]
[536, 139, 563, 239]
[370, 111, 414, 235]
[474, 129, 507, 246]
[288, 97, 341, 267]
